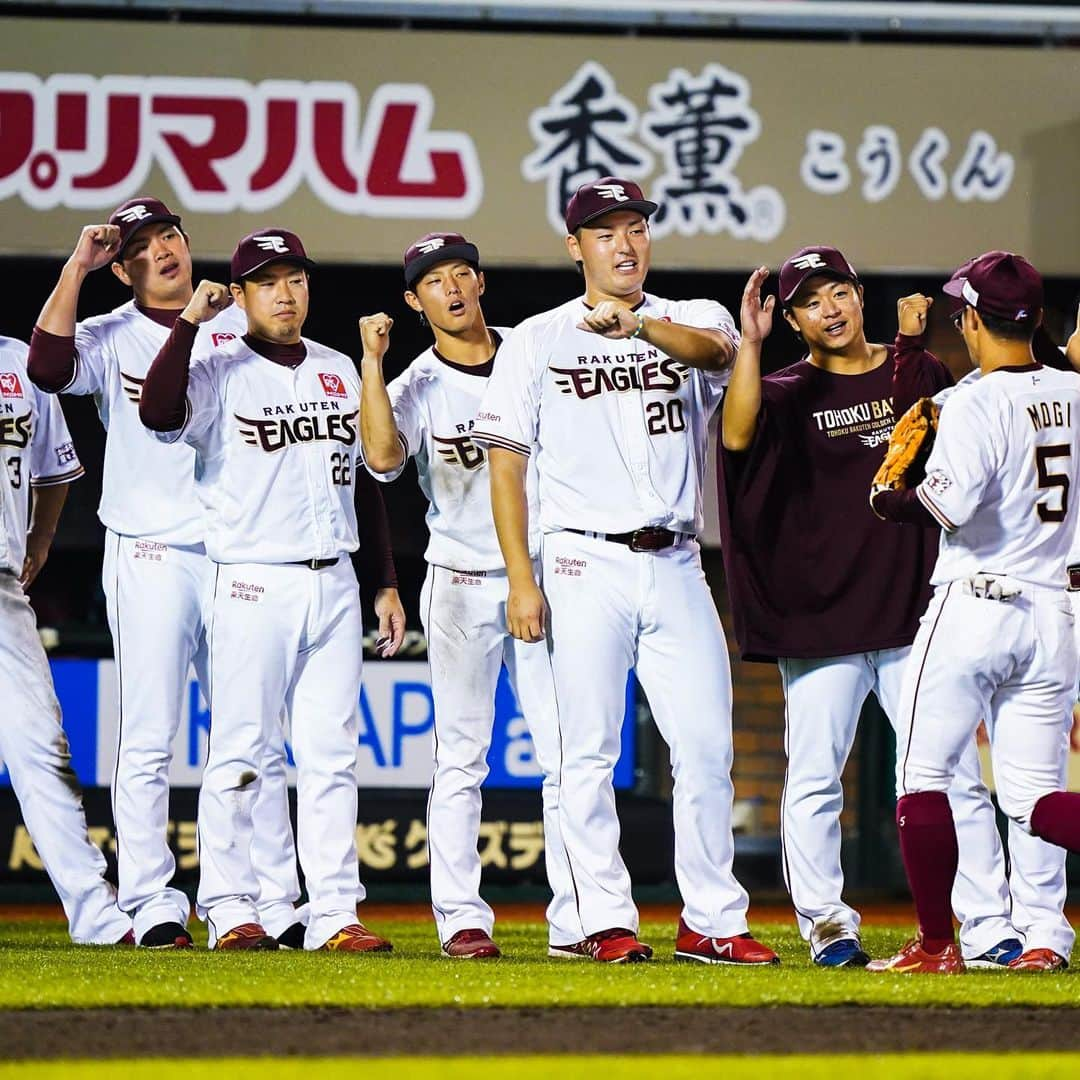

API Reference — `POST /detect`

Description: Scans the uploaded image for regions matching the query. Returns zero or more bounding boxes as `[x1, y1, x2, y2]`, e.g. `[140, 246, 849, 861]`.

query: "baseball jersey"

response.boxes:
[918, 363, 1080, 589]
[473, 295, 736, 535]
[159, 335, 362, 564]
[369, 329, 540, 571]
[0, 337, 83, 574]
[66, 300, 246, 544]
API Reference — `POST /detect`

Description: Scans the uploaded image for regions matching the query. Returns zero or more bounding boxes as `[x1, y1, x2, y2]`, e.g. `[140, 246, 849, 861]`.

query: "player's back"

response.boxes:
[924, 364, 1080, 589]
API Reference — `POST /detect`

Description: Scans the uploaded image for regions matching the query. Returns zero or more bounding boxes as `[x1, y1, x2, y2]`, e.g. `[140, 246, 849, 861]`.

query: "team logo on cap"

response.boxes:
[0, 371, 23, 399]
[416, 238, 447, 254]
[116, 204, 152, 223]
[254, 235, 290, 253]
[595, 183, 629, 202]
[319, 373, 346, 399]
[791, 253, 827, 271]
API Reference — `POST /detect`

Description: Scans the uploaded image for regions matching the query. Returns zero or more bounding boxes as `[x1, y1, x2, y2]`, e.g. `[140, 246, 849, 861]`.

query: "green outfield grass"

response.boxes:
[0, 919, 1076, 1009]
[3, 1056, 1080, 1080]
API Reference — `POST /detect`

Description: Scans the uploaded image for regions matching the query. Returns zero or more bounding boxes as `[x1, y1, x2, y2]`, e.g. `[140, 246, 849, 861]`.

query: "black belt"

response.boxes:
[1068, 564, 1080, 591]
[291, 557, 339, 570]
[565, 527, 690, 552]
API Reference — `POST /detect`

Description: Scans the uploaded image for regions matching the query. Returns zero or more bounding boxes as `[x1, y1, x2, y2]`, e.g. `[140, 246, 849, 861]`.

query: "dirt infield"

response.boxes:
[4, 1005, 1080, 1059]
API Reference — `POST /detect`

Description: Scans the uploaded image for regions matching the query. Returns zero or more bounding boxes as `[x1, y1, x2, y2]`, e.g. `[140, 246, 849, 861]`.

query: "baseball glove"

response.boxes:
[872, 397, 940, 492]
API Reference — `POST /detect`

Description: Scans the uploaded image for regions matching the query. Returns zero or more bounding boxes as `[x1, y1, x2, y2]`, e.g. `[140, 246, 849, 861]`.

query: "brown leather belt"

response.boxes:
[1068, 564, 1080, 591]
[291, 557, 339, 570]
[566, 527, 691, 552]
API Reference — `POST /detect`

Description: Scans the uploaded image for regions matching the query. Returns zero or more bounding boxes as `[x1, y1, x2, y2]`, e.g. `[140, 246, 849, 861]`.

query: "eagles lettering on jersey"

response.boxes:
[433, 433, 486, 470]
[235, 407, 358, 453]
[0, 412, 31, 449]
[551, 355, 691, 400]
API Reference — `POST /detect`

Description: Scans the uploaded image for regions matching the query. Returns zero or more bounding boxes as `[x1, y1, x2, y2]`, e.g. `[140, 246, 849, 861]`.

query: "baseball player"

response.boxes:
[474, 176, 777, 964]
[718, 248, 1021, 968]
[870, 251, 1080, 973]
[359, 233, 579, 958]
[139, 228, 397, 952]
[28, 200, 307, 949]
[900, 261, 1076, 973]
[1, 334, 132, 945]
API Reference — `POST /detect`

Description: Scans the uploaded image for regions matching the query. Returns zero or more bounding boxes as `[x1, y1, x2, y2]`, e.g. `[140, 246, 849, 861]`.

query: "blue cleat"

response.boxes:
[814, 937, 871, 968]
[965, 937, 1023, 970]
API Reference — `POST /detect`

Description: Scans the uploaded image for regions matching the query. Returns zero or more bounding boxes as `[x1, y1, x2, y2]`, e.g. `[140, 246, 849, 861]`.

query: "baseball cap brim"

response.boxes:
[941, 278, 966, 300]
[571, 200, 659, 233]
[234, 254, 316, 282]
[782, 268, 857, 306]
[404, 241, 480, 289]
[114, 213, 184, 260]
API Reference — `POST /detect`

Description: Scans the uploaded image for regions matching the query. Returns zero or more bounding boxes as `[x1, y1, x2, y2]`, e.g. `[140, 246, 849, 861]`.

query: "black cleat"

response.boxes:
[276, 922, 307, 950]
[139, 921, 194, 949]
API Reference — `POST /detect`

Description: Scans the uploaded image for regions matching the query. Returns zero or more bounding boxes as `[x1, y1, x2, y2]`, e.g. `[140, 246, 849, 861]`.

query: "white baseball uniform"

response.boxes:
[929, 366, 1076, 960]
[160, 333, 367, 948]
[0, 336, 131, 944]
[367, 333, 582, 946]
[474, 294, 750, 939]
[898, 364, 1080, 857]
[53, 302, 300, 940]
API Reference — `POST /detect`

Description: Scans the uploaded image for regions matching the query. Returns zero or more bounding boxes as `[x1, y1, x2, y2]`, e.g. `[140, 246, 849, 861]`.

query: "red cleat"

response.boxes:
[867, 937, 963, 974]
[675, 918, 779, 965]
[115, 930, 136, 946]
[213, 922, 279, 951]
[443, 929, 501, 959]
[548, 928, 652, 963]
[1008, 948, 1068, 972]
[320, 922, 393, 953]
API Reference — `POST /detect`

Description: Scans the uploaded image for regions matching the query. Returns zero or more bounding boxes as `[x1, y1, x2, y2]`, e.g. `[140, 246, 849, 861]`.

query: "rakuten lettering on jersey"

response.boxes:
[0, 74, 480, 217]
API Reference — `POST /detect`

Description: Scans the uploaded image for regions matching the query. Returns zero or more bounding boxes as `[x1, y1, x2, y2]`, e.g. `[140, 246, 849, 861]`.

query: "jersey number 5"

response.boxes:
[1035, 444, 1070, 523]
[330, 452, 352, 487]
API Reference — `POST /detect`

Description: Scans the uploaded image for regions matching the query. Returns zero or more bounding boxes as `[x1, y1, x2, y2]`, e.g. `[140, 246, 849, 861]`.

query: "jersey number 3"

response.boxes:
[1035, 444, 1070, 523]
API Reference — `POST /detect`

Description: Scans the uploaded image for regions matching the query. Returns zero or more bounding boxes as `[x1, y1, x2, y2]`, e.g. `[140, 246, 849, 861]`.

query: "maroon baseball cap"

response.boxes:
[942, 250, 1044, 322]
[564, 176, 658, 234]
[944, 258, 977, 320]
[403, 232, 480, 289]
[108, 197, 183, 260]
[230, 229, 315, 282]
[779, 246, 858, 306]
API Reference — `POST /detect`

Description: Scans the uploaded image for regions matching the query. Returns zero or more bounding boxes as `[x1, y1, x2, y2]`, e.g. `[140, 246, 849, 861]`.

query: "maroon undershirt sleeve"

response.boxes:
[354, 466, 398, 590]
[139, 317, 198, 432]
[872, 486, 936, 527]
[892, 332, 953, 415]
[27, 327, 77, 392]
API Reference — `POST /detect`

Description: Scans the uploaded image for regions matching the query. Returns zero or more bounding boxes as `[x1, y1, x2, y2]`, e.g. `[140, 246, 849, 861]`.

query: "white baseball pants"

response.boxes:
[778, 647, 1016, 959]
[0, 571, 131, 944]
[104, 531, 301, 941]
[897, 581, 1077, 953]
[541, 531, 749, 940]
[420, 563, 582, 947]
[197, 558, 364, 949]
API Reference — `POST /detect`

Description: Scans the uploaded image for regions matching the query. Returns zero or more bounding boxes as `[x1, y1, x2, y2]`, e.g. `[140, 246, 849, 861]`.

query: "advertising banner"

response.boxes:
[1, 19, 1078, 272]
[0, 659, 637, 790]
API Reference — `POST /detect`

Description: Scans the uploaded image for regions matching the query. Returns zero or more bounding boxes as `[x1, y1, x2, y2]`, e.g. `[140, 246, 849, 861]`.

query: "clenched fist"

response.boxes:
[360, 313, 394, 362]
[577, 301, 641, 340]
[69, 225, 121, 273]
[181, 280, 233, 326]
[898, 293, 933, 337]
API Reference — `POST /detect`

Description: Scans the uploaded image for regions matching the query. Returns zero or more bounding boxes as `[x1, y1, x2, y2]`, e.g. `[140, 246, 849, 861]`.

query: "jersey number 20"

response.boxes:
[1035, 444, 1070, 523]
